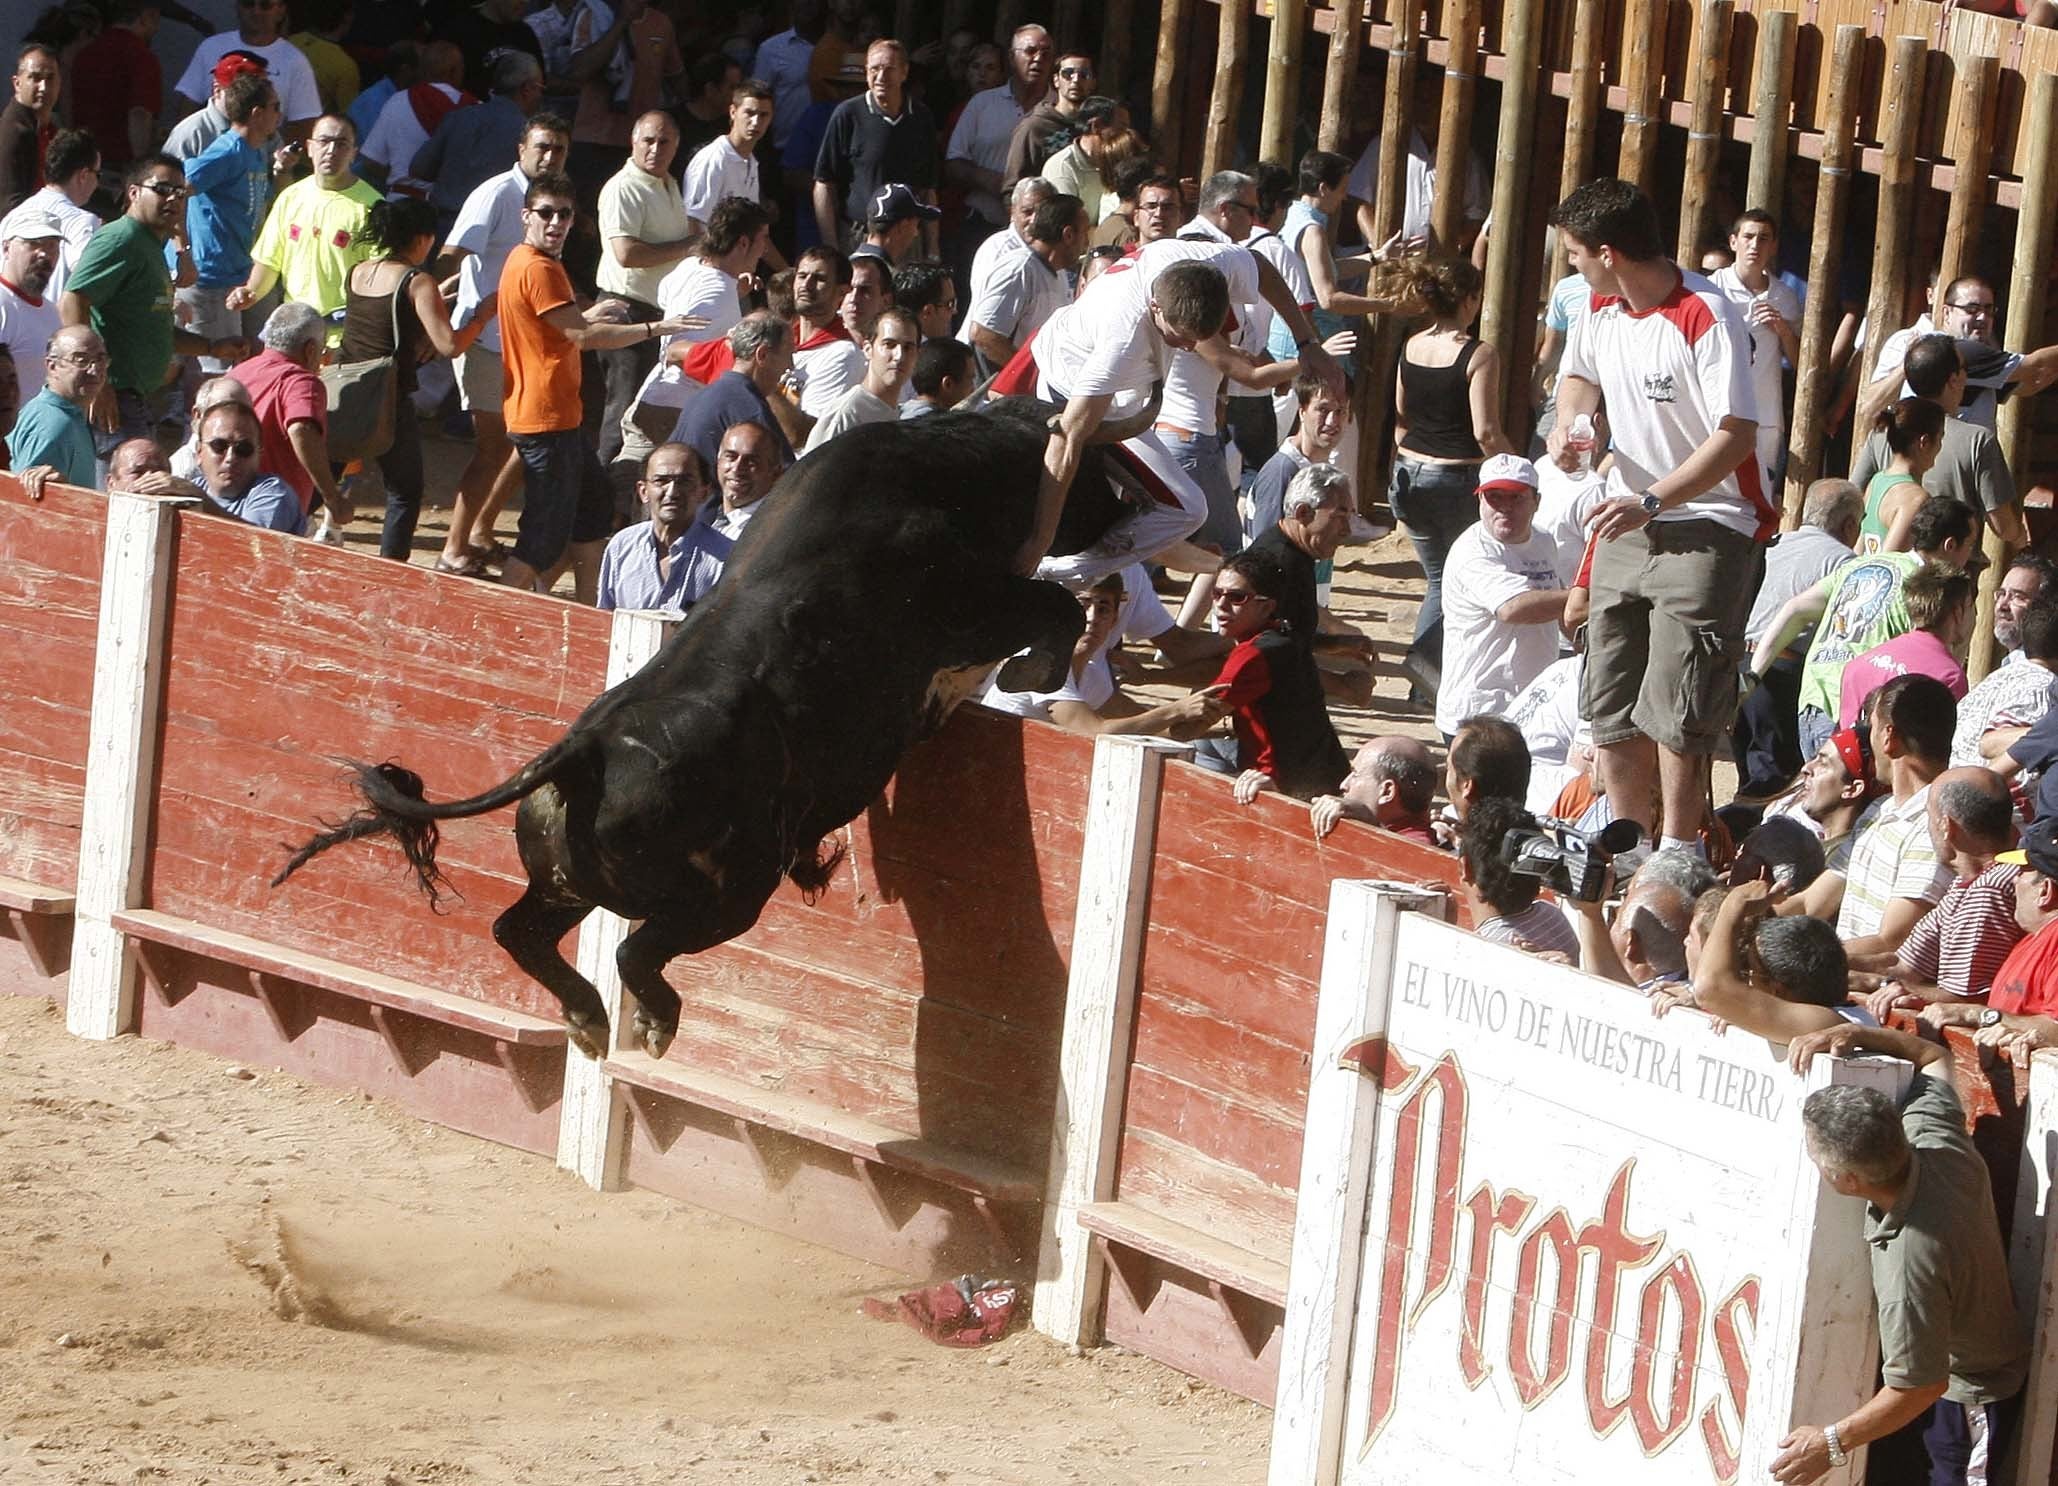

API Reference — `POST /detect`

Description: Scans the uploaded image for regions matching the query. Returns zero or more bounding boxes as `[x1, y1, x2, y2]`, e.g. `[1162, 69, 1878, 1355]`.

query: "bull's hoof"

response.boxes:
[565, 1013, 611, 1061]
[996, 654, 1061, 695]
[634, 1013, 677, 1060]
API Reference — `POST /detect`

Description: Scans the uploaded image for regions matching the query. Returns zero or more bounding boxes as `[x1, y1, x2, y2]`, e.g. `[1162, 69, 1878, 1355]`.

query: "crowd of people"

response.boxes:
[1, 7, 2055, 1475]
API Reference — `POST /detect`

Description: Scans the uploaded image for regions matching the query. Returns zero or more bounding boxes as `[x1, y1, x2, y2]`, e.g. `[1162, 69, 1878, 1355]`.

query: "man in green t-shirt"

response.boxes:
[1779, 1022, 2027, 1486]
[228, 112, 380, 318]
[59, 153, 246, 445]
[1749, 494, 1980, 762]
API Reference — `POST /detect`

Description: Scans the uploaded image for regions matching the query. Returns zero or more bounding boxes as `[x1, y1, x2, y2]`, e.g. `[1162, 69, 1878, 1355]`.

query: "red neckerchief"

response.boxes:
[793, 319, 854, 352]
[0, 275, 42, 308]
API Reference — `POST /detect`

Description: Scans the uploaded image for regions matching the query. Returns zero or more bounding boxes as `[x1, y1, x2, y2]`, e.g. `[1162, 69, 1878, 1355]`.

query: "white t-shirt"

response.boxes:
[1708, 265, 1802, 436]
[175, 34, 323, 122]
[1532, 461, 1606, 588]
[980, 651, 1116, 722]
[1870, 315, 2018, 432]
[1345, 129, 1488, 241]
[1559, 268, 1771, 538]
[1115, 562, 1173, 643]
[632, 257, 742, 410]
[0, 283, 62, 399]
[360, 83, 461, 199]
[11, 189, 98, 302]
[789, 327, 866, 419]
[681, 134, 761, 225]
[1234, 227, 1309, 397]
[964, 247, 1067, 349]
[962, 225, 1027, 335]
[1505, 653, 1586, 774]
[1435, 523, 1564, 736]
[447, 165, 530, 355]
[1034, 237, 1260, 416]
[803, 382, 898, 451]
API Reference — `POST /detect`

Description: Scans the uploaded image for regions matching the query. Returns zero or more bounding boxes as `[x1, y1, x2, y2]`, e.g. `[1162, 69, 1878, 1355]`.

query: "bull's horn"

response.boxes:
[1065, 384, 1164, 445]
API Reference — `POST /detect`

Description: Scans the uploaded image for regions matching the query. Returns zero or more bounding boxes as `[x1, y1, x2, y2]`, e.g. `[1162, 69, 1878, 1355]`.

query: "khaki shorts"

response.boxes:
[458, 345, 504, 416]
[1580, 516, 1765, 755]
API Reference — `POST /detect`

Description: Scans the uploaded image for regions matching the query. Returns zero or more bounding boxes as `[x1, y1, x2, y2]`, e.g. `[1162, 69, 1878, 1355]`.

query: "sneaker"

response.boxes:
[1347, 512, 1392, 544]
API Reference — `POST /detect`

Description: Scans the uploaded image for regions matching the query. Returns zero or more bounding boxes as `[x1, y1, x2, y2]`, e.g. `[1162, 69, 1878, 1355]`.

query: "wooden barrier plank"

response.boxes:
[1078, 1199, 1290, 1303]
[1112, 1122, 1298, 1266]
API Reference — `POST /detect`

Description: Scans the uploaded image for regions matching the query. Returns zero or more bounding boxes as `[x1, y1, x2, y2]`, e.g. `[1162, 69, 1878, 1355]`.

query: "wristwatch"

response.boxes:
[1638, 490, 1663, 517]
[1979, 1008, 2004, 1029]
[1824, 1424, 1849, 1467]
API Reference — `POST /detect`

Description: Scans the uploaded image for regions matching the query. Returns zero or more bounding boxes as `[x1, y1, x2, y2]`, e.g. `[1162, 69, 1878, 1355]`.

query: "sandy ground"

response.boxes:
[0, 994, 1272, 1485]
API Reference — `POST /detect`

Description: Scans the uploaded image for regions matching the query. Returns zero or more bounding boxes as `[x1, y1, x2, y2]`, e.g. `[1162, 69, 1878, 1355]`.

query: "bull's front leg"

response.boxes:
[933, 574, 1087, 696]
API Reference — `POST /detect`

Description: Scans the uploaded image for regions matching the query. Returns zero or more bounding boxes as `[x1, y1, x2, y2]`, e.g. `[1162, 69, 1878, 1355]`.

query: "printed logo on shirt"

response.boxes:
[1641, 370, 1677, 403]
[288, 223, 302, 241]
[332, 229, 351, 248]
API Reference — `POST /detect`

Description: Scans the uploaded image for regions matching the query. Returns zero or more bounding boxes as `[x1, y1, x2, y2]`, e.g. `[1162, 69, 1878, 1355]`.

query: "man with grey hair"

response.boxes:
[1950, 559, 2058, 768]
[228, 301, 349, 528]
[946, 24, 1055, 240]
[674, 310, 797, 472]
[1569, 847, 1712, 989]
[1777, 1021, 2026, 1486]
[963, 191, 1084, 375]
[962, 175, 1053, 335]
[6, 324, 105, 499]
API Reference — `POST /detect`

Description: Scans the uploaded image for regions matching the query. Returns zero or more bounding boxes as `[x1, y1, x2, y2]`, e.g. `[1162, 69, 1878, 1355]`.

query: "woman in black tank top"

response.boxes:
[1383, 255, 1513, 694]
[340, 198, 497, 565]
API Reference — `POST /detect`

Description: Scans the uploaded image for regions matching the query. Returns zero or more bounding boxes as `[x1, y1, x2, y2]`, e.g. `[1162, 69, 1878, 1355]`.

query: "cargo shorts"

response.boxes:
[1580, 516, 1765, 755]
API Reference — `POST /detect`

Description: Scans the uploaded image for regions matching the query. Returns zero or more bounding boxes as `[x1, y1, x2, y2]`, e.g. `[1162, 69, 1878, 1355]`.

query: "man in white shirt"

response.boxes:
[172, 6, 322, 132]
[1346, 117, 1488, 255]
[432, 113, 570, 575]
[804, 306, 917, 452]
[357, 41, 470, 200]
[945, 24, 1053, 237]
[9, 129, 98, 302]
[961, 176, 1049, 336]
[963, 191, 1083, 375]
[1706, 209, 1802, 487]
[1952, 556, 2058, 768]
[1548, 177, 1765, 856]
[675, 419, 787, 602]
[681, 79, 775, 230]
[0, 211, 64, 417]
[1436, 455, 1568, 740]
[785, 245, 866, 431]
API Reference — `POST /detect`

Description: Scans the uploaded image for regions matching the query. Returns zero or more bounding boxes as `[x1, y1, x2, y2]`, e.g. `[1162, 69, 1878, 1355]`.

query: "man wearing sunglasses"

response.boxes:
[192, 400, 303, 534]
[229, 113, 380, 319]
[62, 155, 242, 444]
[171, 0, 322, 136]
[1000, 50, 1096, 190]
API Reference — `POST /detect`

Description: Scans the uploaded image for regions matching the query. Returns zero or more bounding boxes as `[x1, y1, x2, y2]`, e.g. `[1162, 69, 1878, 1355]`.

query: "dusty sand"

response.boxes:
[0, 994, 1271, 1485]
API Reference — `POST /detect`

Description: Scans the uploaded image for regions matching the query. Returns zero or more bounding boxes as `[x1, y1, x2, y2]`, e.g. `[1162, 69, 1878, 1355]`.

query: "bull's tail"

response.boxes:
[272, 741, 580, 909]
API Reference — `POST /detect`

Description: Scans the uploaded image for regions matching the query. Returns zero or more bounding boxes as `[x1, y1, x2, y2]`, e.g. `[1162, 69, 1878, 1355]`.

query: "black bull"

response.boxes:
[274, 398, 1151, 1060]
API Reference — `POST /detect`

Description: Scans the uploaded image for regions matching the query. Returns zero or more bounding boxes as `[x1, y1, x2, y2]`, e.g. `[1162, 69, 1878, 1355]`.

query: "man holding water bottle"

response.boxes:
[1707, 209, 1801, 489]
[1546, 178, 1768, 858]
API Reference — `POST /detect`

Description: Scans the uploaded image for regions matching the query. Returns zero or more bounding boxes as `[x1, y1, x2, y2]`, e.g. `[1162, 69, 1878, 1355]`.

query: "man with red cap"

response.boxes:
[165, 50, 278, 162]
[1435, 453, 1569, 742]
[171, 0, 322, 133]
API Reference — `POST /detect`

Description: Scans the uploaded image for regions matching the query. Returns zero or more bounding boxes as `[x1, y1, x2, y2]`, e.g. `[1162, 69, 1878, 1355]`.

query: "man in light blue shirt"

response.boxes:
[182, 73, 280, 368]
[7, 325, 105, 495]
[597, 442, 712, 613]
[194, 401, 304, 534]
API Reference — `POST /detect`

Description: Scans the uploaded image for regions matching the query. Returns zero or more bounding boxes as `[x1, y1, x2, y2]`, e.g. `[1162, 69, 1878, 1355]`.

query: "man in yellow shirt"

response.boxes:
[228, 112, 379, 319]
[289, 0, 360, 113]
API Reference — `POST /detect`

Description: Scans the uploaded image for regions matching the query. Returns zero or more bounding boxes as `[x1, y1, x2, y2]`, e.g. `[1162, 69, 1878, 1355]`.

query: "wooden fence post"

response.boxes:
[1150, 0, 1190, 166]
[1099, 0, 1134, 103]
[1354, 0, 1421, 521]
[1318, 0, 1363, 151]
[1676, 0, 1734, 264]
[1429, 0, 1481, 253]
[2008, 1049, 2058, 1486]
[67, 493, 196, 1041]
[557, 609, 675, 1191]
[1859, 35, 1928, 460]
[1539, 0, 1605, 309]
[1994, 71, 2058, 674]
[1781, 24, 1865, 525]
[1745, 8, 1798, 215]
[1033, 736, 1187, 1348]
[1616, 0, 1666, 191]
[1201, 0, 1252, 178]
[1260, 0, 1305, 167]
[1482, 0, 1544, 439]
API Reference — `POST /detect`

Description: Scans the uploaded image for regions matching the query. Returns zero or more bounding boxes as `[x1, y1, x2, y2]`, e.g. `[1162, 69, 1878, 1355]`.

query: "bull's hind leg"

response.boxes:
[491, 889, 608, 1059]
[615, 883, 779, 1059]
[936, 573, 1086, 696]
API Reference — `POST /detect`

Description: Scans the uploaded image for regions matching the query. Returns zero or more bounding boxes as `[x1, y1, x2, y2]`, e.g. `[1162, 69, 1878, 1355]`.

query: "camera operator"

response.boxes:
[1457, 796, 1581, 959]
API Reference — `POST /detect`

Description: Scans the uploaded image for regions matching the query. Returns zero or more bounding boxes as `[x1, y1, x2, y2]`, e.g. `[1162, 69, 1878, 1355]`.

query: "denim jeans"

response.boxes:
[1164, 429, 1240, 553]
[509, 428, 612, 572]
[374, 409, 426, 561]
[1387, 455, 1482, 650]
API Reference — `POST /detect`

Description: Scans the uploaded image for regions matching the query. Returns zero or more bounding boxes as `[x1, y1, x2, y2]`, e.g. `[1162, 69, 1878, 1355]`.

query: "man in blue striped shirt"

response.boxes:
[597, 441, 713, 614]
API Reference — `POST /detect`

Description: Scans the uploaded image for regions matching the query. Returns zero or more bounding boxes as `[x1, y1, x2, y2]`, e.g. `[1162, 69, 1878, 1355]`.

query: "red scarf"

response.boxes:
[406, 82, 475, 139]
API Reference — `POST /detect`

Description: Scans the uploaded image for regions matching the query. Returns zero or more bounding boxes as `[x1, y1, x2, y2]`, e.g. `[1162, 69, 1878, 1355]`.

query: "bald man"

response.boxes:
[7, 325, 106, 498]
[1309, 736, 1438, 843]
[107, 436, 205, 499]
[358, 41, 469, 198]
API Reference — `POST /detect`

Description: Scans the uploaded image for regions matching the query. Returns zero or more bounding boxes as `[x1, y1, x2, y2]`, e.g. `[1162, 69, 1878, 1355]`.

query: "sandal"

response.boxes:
[433, 553, 491, 579]
[468, 539, 509, 565]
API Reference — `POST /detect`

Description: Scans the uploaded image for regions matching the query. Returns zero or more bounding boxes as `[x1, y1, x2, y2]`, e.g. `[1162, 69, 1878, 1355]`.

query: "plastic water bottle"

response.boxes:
[1565, 413, 1597, 473]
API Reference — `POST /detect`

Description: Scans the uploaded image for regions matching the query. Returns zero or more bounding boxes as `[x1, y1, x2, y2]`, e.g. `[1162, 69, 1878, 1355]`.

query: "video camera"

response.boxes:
[1498, 818, 1644, 904]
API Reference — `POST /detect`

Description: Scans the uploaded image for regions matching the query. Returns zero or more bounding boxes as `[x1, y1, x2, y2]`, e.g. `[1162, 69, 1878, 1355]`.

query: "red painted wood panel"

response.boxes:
[146, 516, 610, 1020]
[1116, 760, 1467, 1263]
[0, 476, 103, 889]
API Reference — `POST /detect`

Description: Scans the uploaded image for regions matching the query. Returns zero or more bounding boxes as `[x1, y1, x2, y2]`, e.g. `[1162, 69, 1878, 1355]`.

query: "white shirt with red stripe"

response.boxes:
[1035, 237, 1259, 420]
[1560, 268, 1771, 539]
[788, 321, 866, 420]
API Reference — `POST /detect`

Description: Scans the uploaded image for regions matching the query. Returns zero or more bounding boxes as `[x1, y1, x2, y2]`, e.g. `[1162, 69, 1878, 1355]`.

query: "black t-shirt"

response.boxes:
[1217, 628, 1349, 799]
[436, 6, 547, 101]
[814, 94, 939, 227]
[1245, 524, 1320, 657]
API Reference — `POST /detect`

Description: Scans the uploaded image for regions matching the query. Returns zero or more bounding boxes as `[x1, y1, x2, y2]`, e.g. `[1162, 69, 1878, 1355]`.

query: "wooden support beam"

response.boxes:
[1744, 9, 1797, 215]
[1370, 1, 1418, 246]
[1260, 0, 1305, 166]
[992, 0, 1024, 47]
[1429, 0, 1480, 253]
[1860, 37, 1928, 479]
[1992, 72, 2058, 680]
[1151, 0, 1191, 166]
[1099, 0, 1134, 100]
[1615, 0, 1666, 191]
[1481, 0, 1544, 439]
[1676, 0, 1734, 264]
[1782, 24, 1864, 526]
[1201, 0, 1251, 178]
[1945, 54, 2004, 684]
[1317, 0, 1362, 151]
[1539, 0, 1604, 310]
[893, 0, 916, 54]
[1053, 0, 1086, 54]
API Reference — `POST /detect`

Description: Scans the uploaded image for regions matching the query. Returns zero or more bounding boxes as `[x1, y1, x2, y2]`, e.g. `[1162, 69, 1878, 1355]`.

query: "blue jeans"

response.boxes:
[510, 428, 612, 572]
[1388, 455, 1482, 650]
[1164, 429, 1240, 553]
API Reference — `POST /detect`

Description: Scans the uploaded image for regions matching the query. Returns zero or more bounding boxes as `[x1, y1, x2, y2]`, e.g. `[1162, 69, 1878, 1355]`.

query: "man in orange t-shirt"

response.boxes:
[498, 170, 695, 598]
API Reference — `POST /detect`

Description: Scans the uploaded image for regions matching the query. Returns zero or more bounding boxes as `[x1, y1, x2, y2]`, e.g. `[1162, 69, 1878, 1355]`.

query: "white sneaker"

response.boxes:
[1348, 512, 1391, 544]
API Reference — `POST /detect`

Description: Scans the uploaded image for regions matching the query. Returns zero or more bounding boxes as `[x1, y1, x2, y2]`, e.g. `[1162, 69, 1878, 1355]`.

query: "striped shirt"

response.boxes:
[1837, 787, 1954, 941]
[1894, 862, 2025, 1001]
[1479, 900, 1580, 960]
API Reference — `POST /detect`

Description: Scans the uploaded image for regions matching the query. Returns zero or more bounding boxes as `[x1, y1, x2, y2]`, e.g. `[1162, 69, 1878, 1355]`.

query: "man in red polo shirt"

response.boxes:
[229, 300, 350, 525]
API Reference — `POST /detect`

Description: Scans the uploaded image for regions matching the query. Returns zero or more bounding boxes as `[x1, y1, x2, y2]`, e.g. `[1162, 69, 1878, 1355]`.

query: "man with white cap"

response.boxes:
[0, 208, 64, 434]
[1435, 453, 1569, 742]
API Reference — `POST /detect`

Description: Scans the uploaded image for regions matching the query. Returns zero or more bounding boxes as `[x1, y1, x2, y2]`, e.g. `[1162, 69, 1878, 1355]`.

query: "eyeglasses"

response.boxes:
[1213, 588, 1260, 606]
[138, 179, 188, 198]
[1947, 299, 1996, 313]
[50, 352, 107, 369]
[1058, 66, 1094, 78]
[1225, 199, 1259, 216]
[205, 437, 257, 457]
[528, 205, 574, 221]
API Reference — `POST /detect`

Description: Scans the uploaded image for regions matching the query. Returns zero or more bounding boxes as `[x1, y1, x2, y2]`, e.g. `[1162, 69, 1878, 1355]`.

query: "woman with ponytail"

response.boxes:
[339, 196, 497, 566]
[1861, 396, 1946, 555]
[1383, 254, 1513, 688]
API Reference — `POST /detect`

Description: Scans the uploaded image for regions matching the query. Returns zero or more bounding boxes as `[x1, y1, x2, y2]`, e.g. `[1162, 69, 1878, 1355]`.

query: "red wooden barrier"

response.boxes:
[0, 474, 102, 991]
[127, 514, 602, 1151]
[1099, 761, 1467, 1402]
